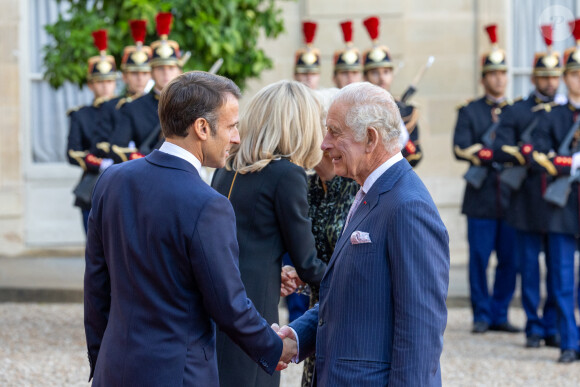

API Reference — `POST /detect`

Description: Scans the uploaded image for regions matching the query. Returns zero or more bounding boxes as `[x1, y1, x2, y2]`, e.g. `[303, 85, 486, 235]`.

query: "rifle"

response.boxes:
[463, 121, 500, 189]
[543, 119, 580, 207]
[400, 56, 435, 104]
[139, 123, 162, 155]
[499, 116, 538, 191]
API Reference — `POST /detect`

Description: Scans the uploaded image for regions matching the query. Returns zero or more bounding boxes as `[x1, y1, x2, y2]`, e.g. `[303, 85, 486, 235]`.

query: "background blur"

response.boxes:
[1, 0, 578, 260]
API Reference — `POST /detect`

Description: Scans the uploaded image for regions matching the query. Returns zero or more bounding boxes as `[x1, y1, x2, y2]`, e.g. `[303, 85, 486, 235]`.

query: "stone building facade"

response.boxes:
[1, 0, 565, 261]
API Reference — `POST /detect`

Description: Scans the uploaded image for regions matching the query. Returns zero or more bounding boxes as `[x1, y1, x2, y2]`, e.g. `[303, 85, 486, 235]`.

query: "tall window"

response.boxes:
[29, 0, 95, 163]
[511, 0, 579, 98]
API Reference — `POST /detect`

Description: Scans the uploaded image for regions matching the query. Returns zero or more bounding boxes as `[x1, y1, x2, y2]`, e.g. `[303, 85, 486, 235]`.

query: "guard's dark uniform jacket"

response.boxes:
[493, 93, 556, 233]
[66, 98, 112, 210]
[109, 89, 162, 163]
[532, 103, 579, 235]
[397, 101, 422, 167]
[99, 93, 139, 161]
[453, 96, 512, 218]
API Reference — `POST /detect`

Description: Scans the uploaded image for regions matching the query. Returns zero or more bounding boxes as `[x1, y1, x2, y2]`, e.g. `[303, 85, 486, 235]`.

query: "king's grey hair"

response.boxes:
[332, 82, 402, 153]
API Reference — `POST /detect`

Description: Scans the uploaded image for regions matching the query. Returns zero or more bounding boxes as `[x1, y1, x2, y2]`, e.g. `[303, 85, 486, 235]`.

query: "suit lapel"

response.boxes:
[323, 159, 412, 276]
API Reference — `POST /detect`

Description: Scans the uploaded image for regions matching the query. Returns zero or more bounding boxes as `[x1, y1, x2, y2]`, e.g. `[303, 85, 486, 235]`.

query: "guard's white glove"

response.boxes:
[99, 158, 114, 172]
[571, 152, 580, 175]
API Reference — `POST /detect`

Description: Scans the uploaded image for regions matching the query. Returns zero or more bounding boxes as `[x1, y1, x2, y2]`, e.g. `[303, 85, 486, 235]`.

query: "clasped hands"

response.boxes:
[280, 265, 306, 297]
[271, 323, 297, 371]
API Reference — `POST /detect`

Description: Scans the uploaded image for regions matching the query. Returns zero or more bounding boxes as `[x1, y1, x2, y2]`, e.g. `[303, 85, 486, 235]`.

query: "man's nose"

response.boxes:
[231, 128, 241, 144]
[321, 132, 332, 151]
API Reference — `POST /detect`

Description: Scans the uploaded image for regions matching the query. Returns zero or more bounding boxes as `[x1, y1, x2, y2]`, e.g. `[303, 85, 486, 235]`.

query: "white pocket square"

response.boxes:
[350, 231, 372, 244]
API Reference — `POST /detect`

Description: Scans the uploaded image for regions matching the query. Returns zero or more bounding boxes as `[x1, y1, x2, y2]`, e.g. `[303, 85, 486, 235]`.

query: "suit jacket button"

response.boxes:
[318, 319, 325, 326]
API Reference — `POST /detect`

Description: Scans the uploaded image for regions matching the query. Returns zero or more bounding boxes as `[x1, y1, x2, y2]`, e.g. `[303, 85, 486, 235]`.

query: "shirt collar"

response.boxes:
[361, 152, 404, 194]
[159, 141, 202, 174]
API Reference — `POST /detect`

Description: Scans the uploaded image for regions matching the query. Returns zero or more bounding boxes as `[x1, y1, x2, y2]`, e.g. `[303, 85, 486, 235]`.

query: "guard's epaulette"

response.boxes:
[456, 99, 473, 110]
[66, 105, 83, 116]
[531, 101, 558, 113]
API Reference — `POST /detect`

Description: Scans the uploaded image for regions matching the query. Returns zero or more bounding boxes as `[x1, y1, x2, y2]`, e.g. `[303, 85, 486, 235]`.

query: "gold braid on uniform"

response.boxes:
[96, 142, 111, 155]
[500, 145, 526, 165]
[111, 144, 135, 163]
[454, 144, 483, 166]
[532, 151, 558, 176]
[68, 150, 88, 171]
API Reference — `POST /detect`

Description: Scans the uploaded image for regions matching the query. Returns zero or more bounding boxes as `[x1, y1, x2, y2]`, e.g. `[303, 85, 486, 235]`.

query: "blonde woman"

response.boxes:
[211, 80, 327, 387]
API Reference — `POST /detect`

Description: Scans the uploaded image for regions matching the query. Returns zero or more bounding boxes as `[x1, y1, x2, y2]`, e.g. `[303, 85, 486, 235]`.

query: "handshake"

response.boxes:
[271, 323, 298, 371]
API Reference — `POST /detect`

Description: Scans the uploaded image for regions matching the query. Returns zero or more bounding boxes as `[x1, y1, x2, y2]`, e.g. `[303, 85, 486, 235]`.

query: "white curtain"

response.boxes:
[30, 0, 99, 163]
[511, 0, 578, 97]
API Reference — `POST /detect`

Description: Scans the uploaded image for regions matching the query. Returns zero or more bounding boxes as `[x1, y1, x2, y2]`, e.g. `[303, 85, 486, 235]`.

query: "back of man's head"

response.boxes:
[159, 71, 241, 138]
[333, 82, 401, 154]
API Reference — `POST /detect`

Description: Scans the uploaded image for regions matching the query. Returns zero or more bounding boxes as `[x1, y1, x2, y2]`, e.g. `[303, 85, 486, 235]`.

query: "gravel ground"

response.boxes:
[1, 304, 579, 386]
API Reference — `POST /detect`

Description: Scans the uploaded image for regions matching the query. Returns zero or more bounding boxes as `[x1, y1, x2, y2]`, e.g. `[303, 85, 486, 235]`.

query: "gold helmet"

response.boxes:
[294, 21, 321, 74]
[87, 29, 117, 81]
[121, 20, 153, 72]
[333, 20, 362, 72]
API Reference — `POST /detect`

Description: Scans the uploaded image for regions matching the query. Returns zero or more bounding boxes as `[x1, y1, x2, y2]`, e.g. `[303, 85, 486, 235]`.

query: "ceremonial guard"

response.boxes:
[66, 29, 117, 232]
[493, 24, 561, 350]
[110, 12, 185, 163]
[100, 19, 152, 159]
[332, 20, 362, 88]
[531, 19, 580, 363]
[293, 21, 321, 89]
[453, 24, 519, 334]
[362, 15, 422, 166]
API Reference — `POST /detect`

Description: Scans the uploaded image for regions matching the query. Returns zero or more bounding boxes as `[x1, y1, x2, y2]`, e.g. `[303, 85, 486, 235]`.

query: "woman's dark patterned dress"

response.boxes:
[301, 174, 358, 387]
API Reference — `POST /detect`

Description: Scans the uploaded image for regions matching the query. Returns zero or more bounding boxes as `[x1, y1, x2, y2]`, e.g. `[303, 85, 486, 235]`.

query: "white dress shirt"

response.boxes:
[361, 151, 404, 194]
[158, 141, 202, 174]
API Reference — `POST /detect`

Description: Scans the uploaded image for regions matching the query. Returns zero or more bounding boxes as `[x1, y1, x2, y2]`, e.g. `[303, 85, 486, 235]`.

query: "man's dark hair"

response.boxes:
[158, 71, 241, 138]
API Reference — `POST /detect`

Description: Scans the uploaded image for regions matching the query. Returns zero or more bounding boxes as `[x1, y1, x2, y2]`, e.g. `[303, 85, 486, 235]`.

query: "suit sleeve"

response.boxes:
[453, 107, 489, 166]
[67, 110, 104, 173]
[189, 194, 283, 375]
[83, 175, 111, 381]
[289, 303, 319, 362]
[531, 111, 575, 177]
[493, 105, 526, 165]
[274, 166, 326, 284]
[387, 199, 450, 386]
[109, 105, 143, 163]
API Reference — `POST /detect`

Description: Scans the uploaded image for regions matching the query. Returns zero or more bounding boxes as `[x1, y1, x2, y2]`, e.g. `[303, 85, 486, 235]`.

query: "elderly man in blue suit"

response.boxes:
[277, 82, 450, 386]
[84, 71, 296, 386]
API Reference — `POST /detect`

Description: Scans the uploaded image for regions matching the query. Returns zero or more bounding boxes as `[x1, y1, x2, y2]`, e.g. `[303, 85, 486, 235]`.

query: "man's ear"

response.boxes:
[192, 118, 210, 141]
[366, 127, 380, 153]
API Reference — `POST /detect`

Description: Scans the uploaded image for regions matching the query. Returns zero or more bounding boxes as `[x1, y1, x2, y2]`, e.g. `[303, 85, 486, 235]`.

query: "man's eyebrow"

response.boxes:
[229, 121, 239, 128]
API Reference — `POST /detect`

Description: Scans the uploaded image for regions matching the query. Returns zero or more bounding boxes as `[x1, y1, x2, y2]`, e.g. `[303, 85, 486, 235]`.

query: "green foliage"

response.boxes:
[43, 0, 288, 90]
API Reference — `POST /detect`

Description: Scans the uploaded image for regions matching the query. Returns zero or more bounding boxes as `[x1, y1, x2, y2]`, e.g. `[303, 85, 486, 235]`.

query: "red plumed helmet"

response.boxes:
[92, 29, 108, 52]
[129, 20, 147, 44]
[485, 24, 498, 44]
[156, 12, 173, 37]
[570, 19, 580, 41]
[303, 21, 317, 45]
[340, 20, 353, 44]
[540, 24, 553, 47]
[363, 16, 380, 41]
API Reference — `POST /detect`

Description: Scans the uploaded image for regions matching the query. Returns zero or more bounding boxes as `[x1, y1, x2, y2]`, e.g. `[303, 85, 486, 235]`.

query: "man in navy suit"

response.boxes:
[84, 71, 295, 386]
[277, 82, 450, 386]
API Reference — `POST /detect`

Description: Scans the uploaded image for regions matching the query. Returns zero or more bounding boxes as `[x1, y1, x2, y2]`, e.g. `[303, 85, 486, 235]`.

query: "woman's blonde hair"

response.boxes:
[226, 80, 324, 173]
